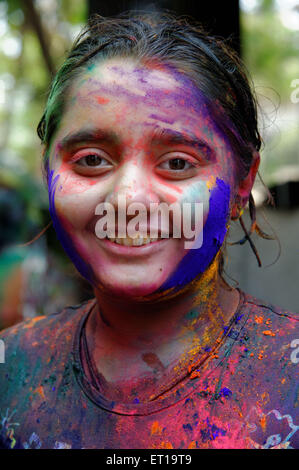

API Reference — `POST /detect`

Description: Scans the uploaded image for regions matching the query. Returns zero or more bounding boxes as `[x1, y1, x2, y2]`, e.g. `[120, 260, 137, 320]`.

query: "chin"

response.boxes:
[93, 271, 168, 299]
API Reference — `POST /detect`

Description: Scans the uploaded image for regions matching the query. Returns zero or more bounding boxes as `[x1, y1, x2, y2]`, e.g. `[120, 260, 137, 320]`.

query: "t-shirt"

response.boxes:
[0, 290, 298, 449]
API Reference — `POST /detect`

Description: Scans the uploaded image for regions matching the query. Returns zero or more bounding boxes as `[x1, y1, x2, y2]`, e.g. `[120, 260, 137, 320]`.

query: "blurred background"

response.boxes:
[0, 0, 298, 330]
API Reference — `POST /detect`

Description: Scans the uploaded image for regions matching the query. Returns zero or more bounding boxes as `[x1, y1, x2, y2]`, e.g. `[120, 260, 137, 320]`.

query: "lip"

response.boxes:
[96, 235, 172, 257]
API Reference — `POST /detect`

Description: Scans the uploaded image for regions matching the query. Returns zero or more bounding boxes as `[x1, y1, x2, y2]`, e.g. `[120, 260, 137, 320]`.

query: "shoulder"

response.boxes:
[0, 298, 95, 340]
[236, 290, 299, 366]
[241, 290, 298, 318]
[0, 298, 96, 367]
[0, 299, 95, 448]
[239, 290, 299, 338]
[0, 298, 95, 399]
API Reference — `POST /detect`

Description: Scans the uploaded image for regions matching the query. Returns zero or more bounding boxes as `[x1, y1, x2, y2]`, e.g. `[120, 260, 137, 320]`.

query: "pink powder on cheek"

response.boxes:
[54, 162, 100, 195]
[96, 96, 110, 104]
[154, 175, 183, 194]
[58, 177, 99, 195]
[50, 147, 101, 195]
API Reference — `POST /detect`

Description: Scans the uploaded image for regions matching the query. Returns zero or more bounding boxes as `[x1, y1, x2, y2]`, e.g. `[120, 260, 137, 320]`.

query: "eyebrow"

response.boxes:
[59, 129, 120, 150]
[151, 127, 212, 147]
[58, 127, 216, 160]
[149, 127, 216, 160]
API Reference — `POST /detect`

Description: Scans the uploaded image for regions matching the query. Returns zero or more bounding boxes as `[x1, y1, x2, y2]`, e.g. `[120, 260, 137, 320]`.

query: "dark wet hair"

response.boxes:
[37, 11, 271, 271]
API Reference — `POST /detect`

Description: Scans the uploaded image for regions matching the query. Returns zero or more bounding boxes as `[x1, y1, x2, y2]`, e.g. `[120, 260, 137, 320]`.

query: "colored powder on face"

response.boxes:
[158, 178, 230, 292]
[87, 63, 96, 72]
[47, 163, 94, 284]
[149, 114, 176, 125]
[96, 96, 110, 104]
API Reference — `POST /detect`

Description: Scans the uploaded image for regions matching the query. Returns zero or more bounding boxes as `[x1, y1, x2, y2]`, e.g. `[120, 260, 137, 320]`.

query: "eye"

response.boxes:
[71, 150, 114, 175]
[156, 154, 200, 180]
[159, 158, 193, 171]
[76, 154, 110, 167]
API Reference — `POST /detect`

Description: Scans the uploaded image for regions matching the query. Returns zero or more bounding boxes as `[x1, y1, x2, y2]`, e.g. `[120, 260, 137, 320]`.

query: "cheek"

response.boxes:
[179, 180, 210, 222]
[50, 167, 110, 230]
[54, 160, 99, 195]
[54, 189, 97, 231]
[47, 168, 95, 283]
[158, 177, 231, 293]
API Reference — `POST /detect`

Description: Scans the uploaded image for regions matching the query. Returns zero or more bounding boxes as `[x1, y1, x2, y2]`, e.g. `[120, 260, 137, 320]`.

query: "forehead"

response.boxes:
[69, 57, 198, 104]
[55, 57, 228, 153]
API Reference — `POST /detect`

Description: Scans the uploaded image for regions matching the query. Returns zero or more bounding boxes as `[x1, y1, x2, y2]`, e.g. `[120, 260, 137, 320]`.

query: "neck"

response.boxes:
[87, 258, 239, 366]
[86, 258, 239, 402]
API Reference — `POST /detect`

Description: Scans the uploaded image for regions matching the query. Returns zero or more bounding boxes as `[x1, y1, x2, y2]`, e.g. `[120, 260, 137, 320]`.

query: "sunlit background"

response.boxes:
[0, 0, 298, 329]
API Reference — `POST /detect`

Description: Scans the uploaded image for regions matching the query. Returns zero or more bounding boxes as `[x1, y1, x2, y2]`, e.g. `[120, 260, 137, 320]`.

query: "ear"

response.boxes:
[231, 152, 260, 219]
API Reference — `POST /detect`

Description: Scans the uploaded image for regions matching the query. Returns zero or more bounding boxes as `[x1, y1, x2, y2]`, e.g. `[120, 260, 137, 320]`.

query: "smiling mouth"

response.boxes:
[105, 234, 169, 246]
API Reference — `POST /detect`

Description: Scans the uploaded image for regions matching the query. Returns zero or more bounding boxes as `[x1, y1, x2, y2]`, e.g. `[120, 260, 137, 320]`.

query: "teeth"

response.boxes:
[133, 237, 144, 246]
[107, 236, 160, 246]
[123, 237, 133, 246]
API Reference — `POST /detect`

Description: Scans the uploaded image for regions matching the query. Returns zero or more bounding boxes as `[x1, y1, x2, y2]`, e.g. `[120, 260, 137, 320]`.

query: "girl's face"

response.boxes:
[47, 57, 241, 298]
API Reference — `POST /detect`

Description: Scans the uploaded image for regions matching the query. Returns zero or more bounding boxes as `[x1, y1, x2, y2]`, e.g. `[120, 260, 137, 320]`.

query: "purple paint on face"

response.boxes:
[149, 114, 176, 125]
[84, 67, 209, 124]
[47, 162, 94, 284]
[159, 178, 230, 292]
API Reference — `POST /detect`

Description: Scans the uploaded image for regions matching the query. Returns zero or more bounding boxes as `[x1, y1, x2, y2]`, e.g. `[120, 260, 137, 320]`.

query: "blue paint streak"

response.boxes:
[183, 423, 193, 432]
[219, 387, 232, 398]
[235, 314, 244, 323]
[159, 178, 230, 292]
[200, 418, 227, 442]
[47, 165, 94, 284]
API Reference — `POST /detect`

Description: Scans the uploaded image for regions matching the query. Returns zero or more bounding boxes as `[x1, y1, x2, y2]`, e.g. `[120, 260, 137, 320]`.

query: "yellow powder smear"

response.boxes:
[190, 370, 201, 380]
[159, 441, 173, 449]
[258, 350, 264, 360]
[151, 421, 163, 436]
[23, 316, 46, 329]
[206, 175, 216, 190]
[34, 385, 45, 400]
[262, 330, 276, 337]
[191, 255, 219, 307]
[259, 415, 267, 432]
[188, 441, 197, 449]
[173, 335, 201, 373]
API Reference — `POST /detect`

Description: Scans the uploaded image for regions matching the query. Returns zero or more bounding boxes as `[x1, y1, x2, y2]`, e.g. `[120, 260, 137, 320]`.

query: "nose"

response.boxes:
[105, 160, 160, 209]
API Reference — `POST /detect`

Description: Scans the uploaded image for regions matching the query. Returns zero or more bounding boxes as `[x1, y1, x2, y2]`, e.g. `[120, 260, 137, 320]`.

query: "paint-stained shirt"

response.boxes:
[0, 291, 298, 449]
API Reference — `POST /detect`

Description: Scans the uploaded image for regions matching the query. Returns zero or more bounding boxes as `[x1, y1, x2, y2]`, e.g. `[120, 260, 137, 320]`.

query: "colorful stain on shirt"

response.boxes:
[0, 291, 298, 449]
